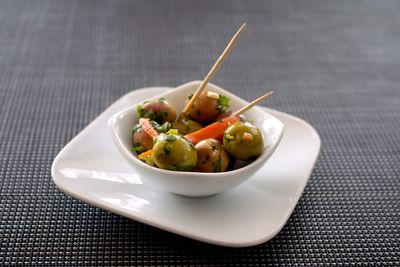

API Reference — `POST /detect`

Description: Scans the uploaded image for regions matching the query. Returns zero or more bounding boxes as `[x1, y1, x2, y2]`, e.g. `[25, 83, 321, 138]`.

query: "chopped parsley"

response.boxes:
[187, 93, 194, 100]
[137, 104, 156, 121]
[137, 104, 143, 116]
[150, 121, 172, 133]
[132, 124, 141, 133]
[131, 143, 148, 154]
[213, 157, 222, 172]
[165, 134, 178, 142]
[159, 122, 172, 132]
[150, 120, 161, 129]
[216, 95, 230, 114]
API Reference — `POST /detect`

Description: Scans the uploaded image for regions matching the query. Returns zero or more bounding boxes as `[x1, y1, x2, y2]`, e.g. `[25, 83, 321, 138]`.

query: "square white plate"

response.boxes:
[51, 86, 320, 247]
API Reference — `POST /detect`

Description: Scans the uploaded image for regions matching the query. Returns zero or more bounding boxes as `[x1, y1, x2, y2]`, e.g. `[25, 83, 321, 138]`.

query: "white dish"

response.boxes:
[108, 81, 284, 197]
[51, 86, 320, 247]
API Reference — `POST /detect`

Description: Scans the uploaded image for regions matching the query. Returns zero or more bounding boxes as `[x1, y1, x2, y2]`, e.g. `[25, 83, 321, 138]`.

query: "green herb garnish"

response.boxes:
[216, 95, 230, 114]
[213, 157, 222, 172]
[131, 143, 148, 154]
[137, 104, 156, 120]
[158, 122, 172, 133]
[149, 121, 172, 133]
[137, 104, 143, 116]
[165, 134, 178, 142]
[132, 124, 141, 133]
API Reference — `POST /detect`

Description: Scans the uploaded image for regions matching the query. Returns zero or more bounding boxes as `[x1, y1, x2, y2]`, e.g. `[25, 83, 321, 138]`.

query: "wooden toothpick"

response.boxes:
[232, 91, 274, 116]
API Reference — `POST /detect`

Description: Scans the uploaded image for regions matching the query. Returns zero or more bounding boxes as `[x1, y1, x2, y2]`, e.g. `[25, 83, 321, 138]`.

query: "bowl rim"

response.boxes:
[108, 81, 284, 178]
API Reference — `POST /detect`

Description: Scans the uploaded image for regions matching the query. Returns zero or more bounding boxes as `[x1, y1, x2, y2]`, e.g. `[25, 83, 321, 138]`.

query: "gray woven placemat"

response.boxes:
[0, 0, 399, 266]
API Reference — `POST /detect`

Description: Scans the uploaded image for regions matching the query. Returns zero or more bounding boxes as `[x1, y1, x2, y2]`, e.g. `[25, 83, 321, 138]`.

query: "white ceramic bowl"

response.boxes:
[108, 81, 284, 197]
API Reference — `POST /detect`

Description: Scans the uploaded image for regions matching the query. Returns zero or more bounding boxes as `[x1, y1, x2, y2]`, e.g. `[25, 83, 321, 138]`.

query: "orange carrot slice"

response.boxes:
[138, 149, 152, 160]
[184, 115, 240, 145]
[139, 118, 158, 138]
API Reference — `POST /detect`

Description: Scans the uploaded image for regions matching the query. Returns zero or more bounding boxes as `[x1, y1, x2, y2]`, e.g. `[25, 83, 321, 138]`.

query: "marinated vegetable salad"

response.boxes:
[131, 90, 265, 173]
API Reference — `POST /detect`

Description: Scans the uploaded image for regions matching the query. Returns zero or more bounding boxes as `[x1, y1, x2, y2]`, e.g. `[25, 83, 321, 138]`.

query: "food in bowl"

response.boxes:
[108, 81, 284, 197]
[130, 89, 266, 173]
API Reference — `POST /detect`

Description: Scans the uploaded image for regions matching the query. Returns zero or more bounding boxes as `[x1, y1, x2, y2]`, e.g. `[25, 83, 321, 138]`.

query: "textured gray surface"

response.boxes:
[1, 0, 399, 266]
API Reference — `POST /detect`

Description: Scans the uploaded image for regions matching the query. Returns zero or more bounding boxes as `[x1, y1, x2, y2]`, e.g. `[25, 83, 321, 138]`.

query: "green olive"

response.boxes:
[223, 122, 264, 160]
[152, 133, 197, 171]
[172, 119, 203, 135]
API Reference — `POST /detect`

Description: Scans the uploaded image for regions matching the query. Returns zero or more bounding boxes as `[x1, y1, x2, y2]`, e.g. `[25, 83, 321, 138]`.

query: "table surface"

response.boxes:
[1, 0, 399, 266]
